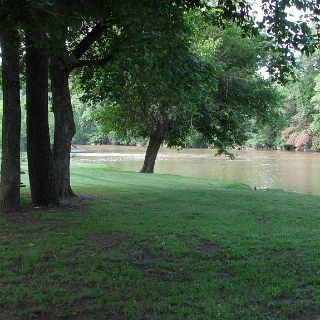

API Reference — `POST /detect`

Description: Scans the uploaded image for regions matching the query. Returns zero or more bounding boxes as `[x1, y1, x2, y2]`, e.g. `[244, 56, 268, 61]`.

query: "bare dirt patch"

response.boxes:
[0, 194, 106, 225]
[216, 271, 233, 282]
[270, 295, 315, 306]
[257, 216, 272, 223]
[69, 312, 125, 320]
[85, 232, 134, 249]
[76, 194, 106, 201]
[0, 308, 21, 320]
[130, 242, 191, 283]
[251, 296, 317, 319]
[0, 204, 45, 225]
[58, 194, 105, 212]
[294, 315, 320, 320]
[192, 239, 220, 255]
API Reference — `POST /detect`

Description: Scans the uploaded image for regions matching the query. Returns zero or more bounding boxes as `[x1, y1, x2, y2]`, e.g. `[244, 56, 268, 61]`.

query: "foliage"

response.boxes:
[257, 0, 320, 81]
[71, 97, 102, 145]
[79, 15, 281, 154]
[201, 25, 282, 151]
[1, 0, 319, 154]
[246, 120, 286, 149]
[277, 51, 320, 150]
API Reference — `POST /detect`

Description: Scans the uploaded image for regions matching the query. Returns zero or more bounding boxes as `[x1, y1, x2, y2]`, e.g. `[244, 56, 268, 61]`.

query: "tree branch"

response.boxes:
[72, 21, 111, 60]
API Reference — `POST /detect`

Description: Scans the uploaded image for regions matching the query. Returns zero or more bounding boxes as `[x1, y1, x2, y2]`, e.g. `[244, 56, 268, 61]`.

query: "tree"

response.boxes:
[50, 43, 76, 199]
[27, 0, 320, 185]
[0, 1, 60, 207]
[16, 1, 114, 200]
[0, 0, 25, 212]
[257, 0, 319, 80]
[0, 0, 319, 209]
[0, 29, 21, 212]
[280, 52, 320, 150]
[25, 32, 57, 206]
[79, 3, 209, 172]
[81, 17, 281, 173]
[49, 20, 111, 199]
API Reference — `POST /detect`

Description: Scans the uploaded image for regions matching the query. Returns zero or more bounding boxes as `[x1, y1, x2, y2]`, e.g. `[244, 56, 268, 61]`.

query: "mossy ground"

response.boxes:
[1, 162, 320, 319]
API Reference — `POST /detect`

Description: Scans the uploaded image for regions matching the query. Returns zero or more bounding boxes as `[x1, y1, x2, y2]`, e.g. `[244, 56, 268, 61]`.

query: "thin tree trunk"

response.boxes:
[26, 33, 57, 206]
[140, 132, 163, 173]
[50, 61, 76, 199]
[0, 30, 21, 212]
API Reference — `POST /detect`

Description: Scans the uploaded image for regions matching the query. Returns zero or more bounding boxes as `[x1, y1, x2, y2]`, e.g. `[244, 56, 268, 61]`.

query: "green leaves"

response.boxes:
[257, 0, 319, 81]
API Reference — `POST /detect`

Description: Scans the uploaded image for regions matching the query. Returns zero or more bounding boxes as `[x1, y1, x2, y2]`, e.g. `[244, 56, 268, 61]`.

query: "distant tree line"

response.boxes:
[247, 50, 320, 151]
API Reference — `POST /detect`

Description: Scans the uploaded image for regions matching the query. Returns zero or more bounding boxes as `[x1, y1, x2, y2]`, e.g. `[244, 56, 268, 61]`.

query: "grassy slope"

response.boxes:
[1, 163, 320, 319]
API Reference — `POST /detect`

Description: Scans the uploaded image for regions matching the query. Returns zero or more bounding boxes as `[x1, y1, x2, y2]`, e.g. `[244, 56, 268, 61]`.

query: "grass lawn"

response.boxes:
[1, 162, 320, 319]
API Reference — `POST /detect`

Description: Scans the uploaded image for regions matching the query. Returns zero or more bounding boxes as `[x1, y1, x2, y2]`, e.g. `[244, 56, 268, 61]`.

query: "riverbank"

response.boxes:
[2, 163, 320, 319]
[70, 145, 320, 195]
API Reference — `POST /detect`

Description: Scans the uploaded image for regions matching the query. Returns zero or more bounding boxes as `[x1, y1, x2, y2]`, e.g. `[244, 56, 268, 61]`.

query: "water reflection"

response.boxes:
[71, 145, 320, 195]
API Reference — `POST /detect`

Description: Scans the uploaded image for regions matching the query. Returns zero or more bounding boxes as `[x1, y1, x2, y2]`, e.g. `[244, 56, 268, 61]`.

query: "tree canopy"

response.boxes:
[0, 0, 319, 208]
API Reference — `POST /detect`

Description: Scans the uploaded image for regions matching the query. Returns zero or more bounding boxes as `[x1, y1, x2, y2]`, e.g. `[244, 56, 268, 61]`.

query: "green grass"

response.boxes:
[2, 162, 320, 319]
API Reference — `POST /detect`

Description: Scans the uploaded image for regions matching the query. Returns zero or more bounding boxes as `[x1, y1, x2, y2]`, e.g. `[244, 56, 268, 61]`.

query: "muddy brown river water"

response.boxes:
[71, 145, 320, 195]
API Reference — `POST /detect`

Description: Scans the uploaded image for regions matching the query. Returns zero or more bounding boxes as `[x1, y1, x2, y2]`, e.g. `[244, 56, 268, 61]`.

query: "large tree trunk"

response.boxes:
[26, 34, 57, 206]
[140, 131, 164, 173]
[0, 30, 21, 212]
[48, 24, 109, 199]
[50, 61, 76, 199]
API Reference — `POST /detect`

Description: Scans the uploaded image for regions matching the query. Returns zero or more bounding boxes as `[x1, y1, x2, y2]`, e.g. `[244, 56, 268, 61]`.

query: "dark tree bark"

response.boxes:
[49, 24, 109, 200]
[50, 61, 76, 199]
[140, 130, 164, 173]
[0, 30, 21, 212]
[26, 34, 57, 206]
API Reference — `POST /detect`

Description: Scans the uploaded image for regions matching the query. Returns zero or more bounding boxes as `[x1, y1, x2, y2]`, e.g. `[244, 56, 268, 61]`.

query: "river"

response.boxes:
[71, 145, 320, 195]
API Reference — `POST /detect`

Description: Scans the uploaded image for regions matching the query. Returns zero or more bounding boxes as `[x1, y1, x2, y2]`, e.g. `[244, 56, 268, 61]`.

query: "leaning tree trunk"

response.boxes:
[50, 61, 76, 199]
[0, 30, 21, 212]
[26, 34, 57, 206]
[140, 131, 164, 173]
